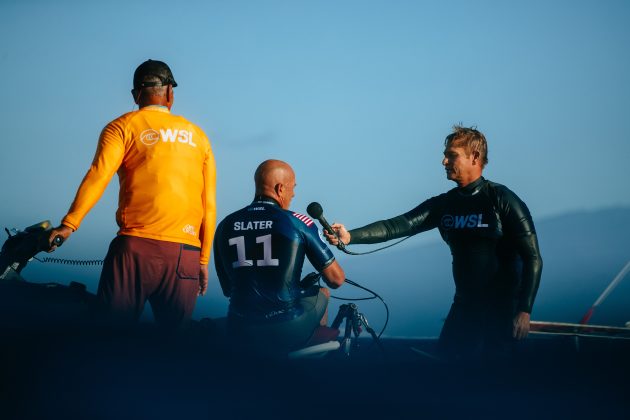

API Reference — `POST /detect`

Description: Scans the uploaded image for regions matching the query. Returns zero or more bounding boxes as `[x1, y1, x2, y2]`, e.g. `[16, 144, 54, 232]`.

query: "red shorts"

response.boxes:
[97, 235, 200, 328]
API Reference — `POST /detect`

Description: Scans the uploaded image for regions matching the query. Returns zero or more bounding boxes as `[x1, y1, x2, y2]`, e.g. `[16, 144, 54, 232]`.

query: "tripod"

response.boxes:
[331, 303, 384, 356]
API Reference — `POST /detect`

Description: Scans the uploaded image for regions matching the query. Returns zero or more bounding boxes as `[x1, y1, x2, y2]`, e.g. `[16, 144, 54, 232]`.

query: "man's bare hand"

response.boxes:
[513, 311, 531, 340]
[47, 225, 73, 252]
[199, 265, 209, 296]
[323, 223, 350, 246]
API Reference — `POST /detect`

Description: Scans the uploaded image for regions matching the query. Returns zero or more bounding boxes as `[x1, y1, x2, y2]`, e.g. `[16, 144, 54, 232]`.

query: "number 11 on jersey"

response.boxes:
[228, 234, 279, 268]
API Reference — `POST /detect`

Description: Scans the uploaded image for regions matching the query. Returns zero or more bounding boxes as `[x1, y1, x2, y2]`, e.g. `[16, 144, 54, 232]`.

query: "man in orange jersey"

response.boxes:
[48, 59, 216, 328]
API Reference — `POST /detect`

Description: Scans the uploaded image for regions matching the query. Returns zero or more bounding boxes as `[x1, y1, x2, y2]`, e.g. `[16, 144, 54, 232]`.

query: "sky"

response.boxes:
[1, 0, 629, 327]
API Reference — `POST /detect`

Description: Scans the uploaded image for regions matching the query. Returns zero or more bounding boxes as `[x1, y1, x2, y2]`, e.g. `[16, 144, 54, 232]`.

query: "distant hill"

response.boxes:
[534, 207, 630, 326]
[333, 207, 630, 337]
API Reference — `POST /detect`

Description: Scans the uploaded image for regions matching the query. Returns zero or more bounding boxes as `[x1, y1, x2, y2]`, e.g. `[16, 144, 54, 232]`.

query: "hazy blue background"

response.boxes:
[2, 0, 629, 336]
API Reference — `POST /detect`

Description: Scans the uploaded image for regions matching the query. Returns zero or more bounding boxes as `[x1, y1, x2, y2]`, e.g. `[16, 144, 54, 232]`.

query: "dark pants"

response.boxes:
[437, 294, 516, 363]
[97, 235, 200, 329]
[227, 289, 329, 355]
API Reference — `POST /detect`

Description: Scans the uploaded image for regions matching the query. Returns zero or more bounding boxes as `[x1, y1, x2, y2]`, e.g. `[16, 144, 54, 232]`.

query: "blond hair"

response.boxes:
[444, 125, 488, 167]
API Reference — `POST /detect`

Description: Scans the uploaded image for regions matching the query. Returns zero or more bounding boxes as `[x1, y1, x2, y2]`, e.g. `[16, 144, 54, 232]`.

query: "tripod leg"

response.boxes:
[327, 304, 353, 356]
[359, 313, 385, 353]
[331, 304, 348, 329]
[350, 307, 363, 351]
[341, 314, 353, 356]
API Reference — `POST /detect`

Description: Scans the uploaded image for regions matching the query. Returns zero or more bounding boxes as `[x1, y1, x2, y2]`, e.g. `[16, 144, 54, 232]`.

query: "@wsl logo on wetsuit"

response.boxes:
[139, 129, 197, 147]
[441, 214, 489, 230]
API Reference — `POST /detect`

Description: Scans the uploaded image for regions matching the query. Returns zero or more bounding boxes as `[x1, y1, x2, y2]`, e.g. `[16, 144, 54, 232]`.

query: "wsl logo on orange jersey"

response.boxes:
[182, 224, 197, 236]
[140, 129, 160, 146]
[139, 129, 197, 147]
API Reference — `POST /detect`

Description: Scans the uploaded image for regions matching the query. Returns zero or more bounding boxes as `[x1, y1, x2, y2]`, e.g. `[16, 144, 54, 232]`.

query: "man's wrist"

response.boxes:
[60, 222, 76, 232]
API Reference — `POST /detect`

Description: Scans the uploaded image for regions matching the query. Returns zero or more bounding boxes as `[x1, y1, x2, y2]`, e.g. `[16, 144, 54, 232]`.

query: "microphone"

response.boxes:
[307, 202, 346, 250]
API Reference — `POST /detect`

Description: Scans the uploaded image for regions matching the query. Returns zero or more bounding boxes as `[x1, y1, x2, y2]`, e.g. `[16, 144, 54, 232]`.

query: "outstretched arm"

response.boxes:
[324, 198, 439, 246]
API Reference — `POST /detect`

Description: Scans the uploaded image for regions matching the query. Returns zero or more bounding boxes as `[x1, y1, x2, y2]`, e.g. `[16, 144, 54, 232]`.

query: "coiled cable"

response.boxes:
[34, 256, 104, 266]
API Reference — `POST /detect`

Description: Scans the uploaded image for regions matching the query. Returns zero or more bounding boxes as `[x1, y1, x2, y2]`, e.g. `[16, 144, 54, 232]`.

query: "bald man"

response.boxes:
[213, 160, 345, 353]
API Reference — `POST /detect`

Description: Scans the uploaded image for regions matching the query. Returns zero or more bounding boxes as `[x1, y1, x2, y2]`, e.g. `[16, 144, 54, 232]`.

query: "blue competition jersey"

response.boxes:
[213, 197, 335, 320]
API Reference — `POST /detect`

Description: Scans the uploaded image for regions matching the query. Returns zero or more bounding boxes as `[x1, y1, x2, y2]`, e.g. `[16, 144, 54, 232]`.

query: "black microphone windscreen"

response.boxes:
[306, 202, 323, 219]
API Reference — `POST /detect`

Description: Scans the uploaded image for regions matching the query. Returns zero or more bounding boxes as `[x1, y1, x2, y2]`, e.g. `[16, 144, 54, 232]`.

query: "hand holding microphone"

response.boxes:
[306, 202, 351, 250]
[307, 202, 409, 256]
[324, 223, 351, 248]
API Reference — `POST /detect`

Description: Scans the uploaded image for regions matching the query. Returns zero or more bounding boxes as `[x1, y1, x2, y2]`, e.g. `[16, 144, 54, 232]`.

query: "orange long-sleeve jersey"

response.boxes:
[62, 105, 216, 264]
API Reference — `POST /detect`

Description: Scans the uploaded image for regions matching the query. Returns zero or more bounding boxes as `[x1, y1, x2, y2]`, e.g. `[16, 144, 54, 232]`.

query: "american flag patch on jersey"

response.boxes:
[292, 212, 314, 227]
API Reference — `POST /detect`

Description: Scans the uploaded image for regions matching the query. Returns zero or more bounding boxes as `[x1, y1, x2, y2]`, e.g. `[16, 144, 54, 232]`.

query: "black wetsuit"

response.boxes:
[214, 196, 335, 352]
[349, 177, 543, 359]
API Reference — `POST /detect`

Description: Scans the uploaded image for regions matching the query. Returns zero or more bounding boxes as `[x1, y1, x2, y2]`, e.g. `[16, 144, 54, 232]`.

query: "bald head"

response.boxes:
[255, 159, 296, 209]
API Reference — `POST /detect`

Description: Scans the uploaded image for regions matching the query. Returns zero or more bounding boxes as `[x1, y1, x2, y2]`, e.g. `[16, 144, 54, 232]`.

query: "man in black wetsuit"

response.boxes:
[214, 159, 345, 354]
[326, 125, 543, 361]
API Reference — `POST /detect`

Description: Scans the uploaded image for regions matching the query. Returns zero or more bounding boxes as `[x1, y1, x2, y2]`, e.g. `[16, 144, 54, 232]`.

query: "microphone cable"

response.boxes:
[336, 235, 413, 256]
[302, 271, 389, 338]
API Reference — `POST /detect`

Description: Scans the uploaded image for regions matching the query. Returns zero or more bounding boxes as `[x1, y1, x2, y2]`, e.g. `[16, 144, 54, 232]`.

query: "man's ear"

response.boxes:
[274, 183, 284, 196]
[471, 150, 481, 165]
[274, 183, 285, 207]
[166, 85, 174, 108]
[131, 89, 140, 105]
